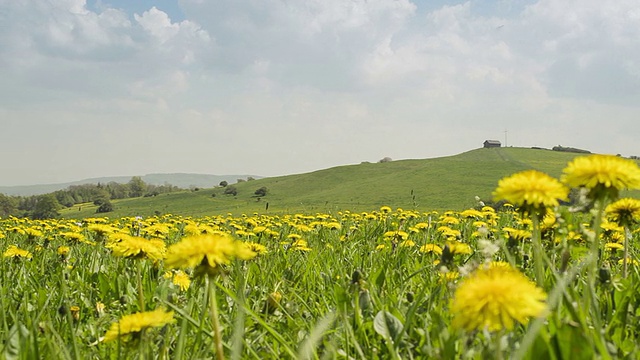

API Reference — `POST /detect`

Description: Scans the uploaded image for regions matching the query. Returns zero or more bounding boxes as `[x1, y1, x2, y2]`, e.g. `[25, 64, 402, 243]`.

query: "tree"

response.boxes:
[0, 194, 18, 218]
[219, 181, 228, 187]
[224, 185, 238, 196]
[96, 200, 114, 213]
[128, 176, 147, 197]
[254, 186, 268, 197]
[31, 194, 61, 219]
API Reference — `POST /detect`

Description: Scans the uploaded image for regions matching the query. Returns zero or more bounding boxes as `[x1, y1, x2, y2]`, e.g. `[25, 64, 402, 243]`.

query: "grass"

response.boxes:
[4, 201, 640, 359]
[61, 147, 626, 219]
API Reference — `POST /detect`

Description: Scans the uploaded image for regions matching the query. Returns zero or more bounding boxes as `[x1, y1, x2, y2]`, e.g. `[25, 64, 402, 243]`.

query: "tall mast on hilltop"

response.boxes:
[504, 129, 508, 147]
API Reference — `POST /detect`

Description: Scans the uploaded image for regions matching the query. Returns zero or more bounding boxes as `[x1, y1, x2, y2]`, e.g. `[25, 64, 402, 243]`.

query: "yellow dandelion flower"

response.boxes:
[383, 230, 408, 241]
[380, 206, 392, 214]
[103, 308, 174, 342]
[439, 271, 459, 282]
[165, 233, 256, 277]
[172, 271, 191, 291]
[106, 236, 166, 261]
[606, 198, 640, 227]
[419, 244, 443, 255]
[493, 170, 568, 214]
[399, 240, 415, 247]
[3, 245, 32, 259]
[243, 242, 268, 255]
[604, 242, 624, 251]
[57, 246, 71, 257]
[446, 241, 472, 255]
[451, 265, 547, 332]
[619, 258, 639, 266]
[562, 154, 640, 200]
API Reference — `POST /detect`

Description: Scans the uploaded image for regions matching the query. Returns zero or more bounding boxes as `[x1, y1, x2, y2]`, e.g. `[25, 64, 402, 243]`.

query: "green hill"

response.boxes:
[59, 147, 640, 218]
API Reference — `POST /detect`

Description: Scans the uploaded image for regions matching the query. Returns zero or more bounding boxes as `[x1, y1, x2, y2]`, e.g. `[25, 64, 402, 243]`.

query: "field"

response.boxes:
[4, 151, 640, 359]
[60, 147, 622, 219]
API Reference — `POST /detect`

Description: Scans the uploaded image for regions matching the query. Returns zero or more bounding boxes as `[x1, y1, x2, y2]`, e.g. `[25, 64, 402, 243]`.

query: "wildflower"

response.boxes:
[263, 291, 282, 314]
[561, 154, 640, 201]
[106, 236, 166, 261]
[25, 228, 43, 239]
[103, 308, 174, 342]
[165, 233, 256, 277]
[439, 271, 459, 282]
[3, 245, 32, 259]
[61, 232, 94, 245]
[606, 198, 640, 227]
[380, 206, 392, 214]
[604, 242, 623, 251]
[171, 271, 191, 291]
[291, 239, 312, 252]
[96, 302, 106, 317]
[383, 230, 408, 242]
[70, 306, 80, 321]
[446, 241, 472, 255]
[419, 244, 443, 255]
[57, 246, 71, 258]
[242, 242, 268, 255]
[451, 265, 547, 332]
[493, 170, 568, 215]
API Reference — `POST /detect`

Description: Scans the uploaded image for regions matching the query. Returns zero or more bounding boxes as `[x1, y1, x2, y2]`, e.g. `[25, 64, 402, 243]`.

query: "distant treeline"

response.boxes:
[551, 145, 591, 154]
[0, 176, 181, 219]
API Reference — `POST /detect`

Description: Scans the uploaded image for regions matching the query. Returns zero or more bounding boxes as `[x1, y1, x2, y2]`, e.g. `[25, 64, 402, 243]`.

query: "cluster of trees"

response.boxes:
[0, 177, 181, 219]
[217, 181, 268, 198]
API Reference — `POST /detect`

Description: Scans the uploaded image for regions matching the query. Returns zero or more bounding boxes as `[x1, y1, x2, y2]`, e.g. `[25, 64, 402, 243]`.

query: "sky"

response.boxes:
[1, 0, 639, 186]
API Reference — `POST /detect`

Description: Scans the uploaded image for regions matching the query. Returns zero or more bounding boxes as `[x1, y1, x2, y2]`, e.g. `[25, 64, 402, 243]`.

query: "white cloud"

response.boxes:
[2, 0, 640, 185]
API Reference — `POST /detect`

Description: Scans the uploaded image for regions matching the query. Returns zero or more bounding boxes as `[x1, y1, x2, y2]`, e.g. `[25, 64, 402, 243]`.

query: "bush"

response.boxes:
[224, 186, 238, 196]
[254, 187, 268, 197]
[96, 201, 114, 213]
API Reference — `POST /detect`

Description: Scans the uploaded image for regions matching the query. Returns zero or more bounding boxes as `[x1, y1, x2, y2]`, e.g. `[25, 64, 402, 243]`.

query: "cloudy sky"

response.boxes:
[1, 0, 639, 186]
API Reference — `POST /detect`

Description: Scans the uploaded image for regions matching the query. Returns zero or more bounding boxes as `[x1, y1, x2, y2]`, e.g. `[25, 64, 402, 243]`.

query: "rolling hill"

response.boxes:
[59, 147, 640, 219]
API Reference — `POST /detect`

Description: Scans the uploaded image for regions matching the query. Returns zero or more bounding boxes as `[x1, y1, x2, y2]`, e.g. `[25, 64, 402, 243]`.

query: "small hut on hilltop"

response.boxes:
[483, 140, 501, 148]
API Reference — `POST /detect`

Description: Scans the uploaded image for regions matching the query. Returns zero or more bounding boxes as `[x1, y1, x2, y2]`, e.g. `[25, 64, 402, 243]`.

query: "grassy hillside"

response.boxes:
[59, 147, 640, 218]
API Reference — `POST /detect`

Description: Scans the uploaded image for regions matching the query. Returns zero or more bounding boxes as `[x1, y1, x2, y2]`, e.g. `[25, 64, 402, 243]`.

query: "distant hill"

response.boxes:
[0, 173, 261, 196]
[59, 147, 640, 219]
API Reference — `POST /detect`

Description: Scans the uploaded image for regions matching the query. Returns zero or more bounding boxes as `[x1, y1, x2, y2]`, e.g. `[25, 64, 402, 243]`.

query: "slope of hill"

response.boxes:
[59, 147, 640, 219]
[0, 173, 261, 196]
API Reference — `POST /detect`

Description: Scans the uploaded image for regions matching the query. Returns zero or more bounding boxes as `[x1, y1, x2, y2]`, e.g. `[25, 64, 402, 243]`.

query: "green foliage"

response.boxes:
[254, 186, 268, 197]
[96, 200, 114, 213]
[30, 194, 61, 219]
[128, 176, 147, 197]
[0, 194, 19, 217]
[224, 185, 238, 196]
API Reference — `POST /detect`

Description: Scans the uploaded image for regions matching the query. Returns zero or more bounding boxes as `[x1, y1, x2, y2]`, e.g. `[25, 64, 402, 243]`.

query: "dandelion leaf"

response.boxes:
[4, 323, 29, 360]
[373, 310, 403, 341]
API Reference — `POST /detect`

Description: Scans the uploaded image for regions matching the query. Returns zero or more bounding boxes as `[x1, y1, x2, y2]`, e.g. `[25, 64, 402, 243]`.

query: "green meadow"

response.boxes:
[4, 148, 640, 359]
[61, 147, 627, 219]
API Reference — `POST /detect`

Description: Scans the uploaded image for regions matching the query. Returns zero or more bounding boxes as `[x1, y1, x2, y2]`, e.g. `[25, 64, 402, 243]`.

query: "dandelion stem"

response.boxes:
[531, 214, 545, 287]
[136, 259, 145, 312]
[623, 226, 630, 278]
[208, 276, 225, 360]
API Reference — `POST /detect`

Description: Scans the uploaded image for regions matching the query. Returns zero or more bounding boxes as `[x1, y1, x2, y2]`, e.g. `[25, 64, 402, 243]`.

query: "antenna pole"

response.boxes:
[504, 129, 508, 147]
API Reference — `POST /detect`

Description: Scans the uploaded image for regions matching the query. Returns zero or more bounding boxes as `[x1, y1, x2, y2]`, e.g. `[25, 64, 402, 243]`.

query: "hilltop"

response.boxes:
[60, 147, 639, 219]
